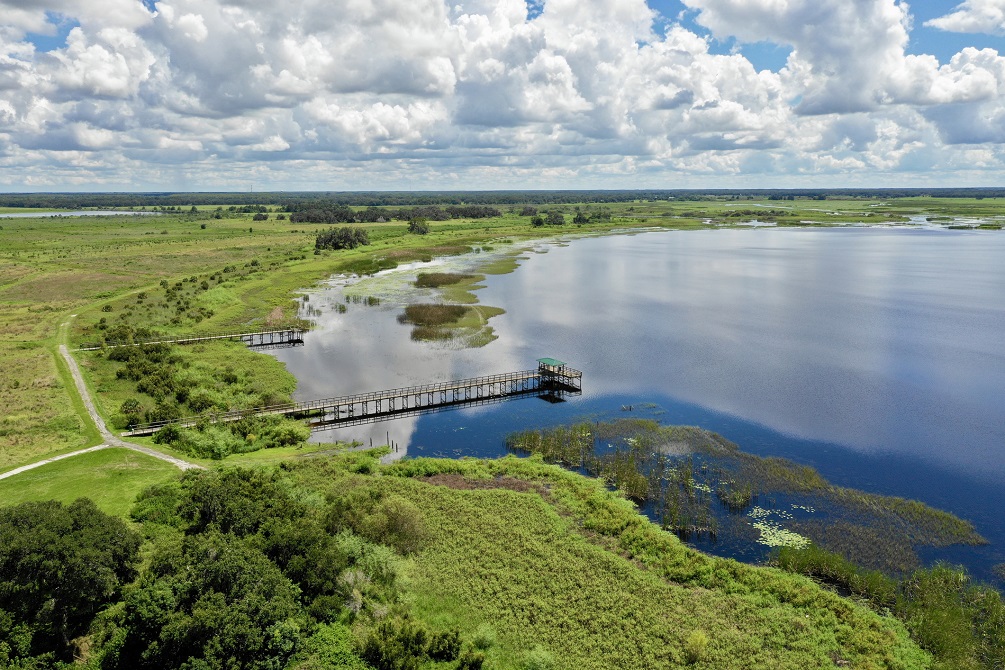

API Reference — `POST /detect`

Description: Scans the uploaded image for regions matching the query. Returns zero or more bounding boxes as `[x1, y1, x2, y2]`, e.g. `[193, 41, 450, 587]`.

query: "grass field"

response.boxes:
[282, 453, 932, 669]
[0, 447, 178, 516]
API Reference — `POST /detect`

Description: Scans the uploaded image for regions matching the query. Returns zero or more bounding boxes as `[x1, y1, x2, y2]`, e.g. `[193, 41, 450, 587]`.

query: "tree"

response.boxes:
[573, 211, 589, 225]
[530, 215, 545, 227]
[545, 211, 565, 226]
[0, 499, 141, 661]
[315, 227, 370, 251]
[115, 532, 302, 670]
[407, 218, 430, 235]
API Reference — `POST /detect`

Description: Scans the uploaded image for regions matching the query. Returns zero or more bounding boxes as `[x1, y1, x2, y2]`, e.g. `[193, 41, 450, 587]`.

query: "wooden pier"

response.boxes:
[77, 328, 307, 351]
[122, 359, 582, 437]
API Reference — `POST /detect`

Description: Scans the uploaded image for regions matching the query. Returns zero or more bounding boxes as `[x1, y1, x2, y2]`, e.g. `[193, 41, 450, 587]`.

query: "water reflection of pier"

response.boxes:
[123, 359, 582, 437]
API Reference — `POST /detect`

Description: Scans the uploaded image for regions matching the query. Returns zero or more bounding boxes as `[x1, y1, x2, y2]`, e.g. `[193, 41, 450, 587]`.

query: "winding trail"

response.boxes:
[2, 342, 204, 480]
[0, 445, 111, 481]
[57, 345, 202, 471]
[0, 347, 203, 480]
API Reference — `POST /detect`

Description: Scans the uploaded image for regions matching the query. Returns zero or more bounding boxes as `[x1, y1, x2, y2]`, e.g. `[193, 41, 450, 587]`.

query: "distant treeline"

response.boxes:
[1, 189, 1004, 209]
[286, 201, 501, 224]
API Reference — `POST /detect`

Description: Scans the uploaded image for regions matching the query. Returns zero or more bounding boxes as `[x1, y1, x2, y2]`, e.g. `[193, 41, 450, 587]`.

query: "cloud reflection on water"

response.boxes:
[273, 228, 1005, 482]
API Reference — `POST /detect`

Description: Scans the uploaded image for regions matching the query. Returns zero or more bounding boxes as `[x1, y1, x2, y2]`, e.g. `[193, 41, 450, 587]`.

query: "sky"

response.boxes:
[0, 0, 1003, 191]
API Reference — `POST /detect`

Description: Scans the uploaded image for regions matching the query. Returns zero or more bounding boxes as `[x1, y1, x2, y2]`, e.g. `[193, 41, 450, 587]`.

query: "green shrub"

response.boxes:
[407, 218, 430, 235]
[426, 628, 461, 661]
[521, 645, 554, 670]
[684, 630, 709, 664]
[457, 649, 486, 669]
[471, 623, 496, 650]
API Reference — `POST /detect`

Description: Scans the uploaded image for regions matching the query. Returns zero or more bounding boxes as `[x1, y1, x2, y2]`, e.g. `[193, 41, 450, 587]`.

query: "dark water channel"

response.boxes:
[272, 227, 1005, 583]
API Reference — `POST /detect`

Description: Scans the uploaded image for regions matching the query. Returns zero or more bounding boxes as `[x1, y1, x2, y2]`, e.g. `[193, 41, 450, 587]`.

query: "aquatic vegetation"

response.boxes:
[506, 419, 985, 573]
[790, 519, 921, 574]
[715, 479, 754, 512]
[750, 520, 810, 548]
[397, 303, 469, 327]
[414, 272, 477, 288]
[778, 545, 1005, 670]
[409, 325, 455, 342]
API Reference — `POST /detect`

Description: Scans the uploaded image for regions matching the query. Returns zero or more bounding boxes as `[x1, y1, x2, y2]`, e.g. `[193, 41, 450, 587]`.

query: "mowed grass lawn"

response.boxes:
[0, 448, 179, 517]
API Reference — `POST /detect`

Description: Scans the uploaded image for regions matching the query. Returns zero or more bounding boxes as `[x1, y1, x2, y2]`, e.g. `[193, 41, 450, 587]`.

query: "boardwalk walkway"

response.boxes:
[75, 327, 306, 351]
[124, 362, 583, 437]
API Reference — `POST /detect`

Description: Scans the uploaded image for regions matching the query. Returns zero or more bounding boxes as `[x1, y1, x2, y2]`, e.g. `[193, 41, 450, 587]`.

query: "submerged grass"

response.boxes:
[506, 420, 986, 573]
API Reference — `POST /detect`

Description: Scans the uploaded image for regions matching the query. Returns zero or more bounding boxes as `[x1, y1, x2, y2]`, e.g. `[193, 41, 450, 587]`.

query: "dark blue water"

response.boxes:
[274, 227, 1005, 583]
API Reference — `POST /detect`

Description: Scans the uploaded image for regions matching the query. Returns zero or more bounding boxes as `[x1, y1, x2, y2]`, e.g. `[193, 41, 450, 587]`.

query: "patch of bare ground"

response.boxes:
[418, 473, 549, 496]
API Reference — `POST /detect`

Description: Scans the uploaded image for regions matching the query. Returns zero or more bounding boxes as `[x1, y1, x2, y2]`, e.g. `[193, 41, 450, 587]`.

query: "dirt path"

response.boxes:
[56, 344, 202, 471]
[0, 445, 111, 481]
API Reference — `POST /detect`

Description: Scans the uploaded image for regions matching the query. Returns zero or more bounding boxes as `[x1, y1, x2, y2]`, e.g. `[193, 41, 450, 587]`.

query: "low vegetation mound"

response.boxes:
[414, 272, 477, 289]
[397, 303, 469, 327]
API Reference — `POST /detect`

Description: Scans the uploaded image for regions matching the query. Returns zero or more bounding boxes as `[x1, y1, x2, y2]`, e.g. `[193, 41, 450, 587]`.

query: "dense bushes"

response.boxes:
[288, 201, 501, 223]
[407, 218, 430, 235]
[0, 499, 141, 665]
[361, 618, 462, 670]
[106, 343, 310, 457]
[315, 226, 370, 251]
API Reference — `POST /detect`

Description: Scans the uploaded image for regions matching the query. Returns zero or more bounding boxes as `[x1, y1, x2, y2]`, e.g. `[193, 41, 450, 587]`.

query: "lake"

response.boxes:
[0, 210, 156, 218]
[272, 227, 1005, 582]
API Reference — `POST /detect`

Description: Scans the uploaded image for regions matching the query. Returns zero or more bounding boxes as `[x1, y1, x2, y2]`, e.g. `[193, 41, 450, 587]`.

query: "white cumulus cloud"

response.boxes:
[926, 0, 1005, 36]
[0, 0, 1003, 189]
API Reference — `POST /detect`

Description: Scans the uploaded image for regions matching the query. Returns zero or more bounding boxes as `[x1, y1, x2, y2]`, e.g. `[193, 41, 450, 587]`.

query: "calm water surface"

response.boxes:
[0, 210, 156, 218]
[273, 228, 1005, 581]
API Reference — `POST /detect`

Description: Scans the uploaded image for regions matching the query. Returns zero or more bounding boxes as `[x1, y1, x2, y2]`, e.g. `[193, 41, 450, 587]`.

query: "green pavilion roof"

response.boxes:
[537, 358, 566, 367]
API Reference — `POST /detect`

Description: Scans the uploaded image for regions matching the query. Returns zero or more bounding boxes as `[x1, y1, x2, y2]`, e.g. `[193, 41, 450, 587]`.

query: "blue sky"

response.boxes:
[2, 0, 1004, 191]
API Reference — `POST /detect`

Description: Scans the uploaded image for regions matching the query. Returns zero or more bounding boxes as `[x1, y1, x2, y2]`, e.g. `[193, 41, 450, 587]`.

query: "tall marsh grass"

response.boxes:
[414, 272, 476, 288]
[778, 545, 1005, 670]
